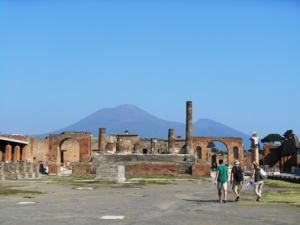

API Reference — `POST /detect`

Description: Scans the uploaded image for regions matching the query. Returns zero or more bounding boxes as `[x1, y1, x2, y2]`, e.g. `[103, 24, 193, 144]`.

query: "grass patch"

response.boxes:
[262, 191, 300, 208]
[265, 179, 300, 189]
[125, 175, 211, 185]
[0, 186, 44, 195]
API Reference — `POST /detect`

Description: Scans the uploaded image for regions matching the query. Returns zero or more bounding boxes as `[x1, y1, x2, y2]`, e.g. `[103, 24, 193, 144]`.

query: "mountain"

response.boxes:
[47, 104, 251, 148]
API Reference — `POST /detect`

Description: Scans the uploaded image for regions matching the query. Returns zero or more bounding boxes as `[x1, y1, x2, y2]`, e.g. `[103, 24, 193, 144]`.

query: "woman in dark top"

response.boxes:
[251, 161, 264, 201]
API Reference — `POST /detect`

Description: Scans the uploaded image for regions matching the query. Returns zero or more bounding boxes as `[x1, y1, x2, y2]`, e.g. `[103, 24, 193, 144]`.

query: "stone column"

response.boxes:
[186, 101, 193, 154]
[5, 144, 12, 162]
[13, 145, 21, 162]
[21, 145, 29, 161]
[98, 128, 106, 153]
[239, 144, 244, 165]
[168, 129, 176, 153]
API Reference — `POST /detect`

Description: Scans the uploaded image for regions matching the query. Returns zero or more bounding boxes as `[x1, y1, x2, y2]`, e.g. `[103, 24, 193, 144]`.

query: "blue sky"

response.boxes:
[1, 0, 300, 137]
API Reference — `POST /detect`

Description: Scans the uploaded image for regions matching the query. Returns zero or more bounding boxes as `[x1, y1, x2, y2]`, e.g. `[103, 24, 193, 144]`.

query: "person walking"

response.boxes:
[214, 159, 228, 203]
[230, 160, 244, 201]
[251, 161, 264, 202]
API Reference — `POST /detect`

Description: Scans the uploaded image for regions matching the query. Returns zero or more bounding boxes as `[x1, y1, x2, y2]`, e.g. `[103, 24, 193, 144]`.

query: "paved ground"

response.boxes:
[0, 178, 299, 225]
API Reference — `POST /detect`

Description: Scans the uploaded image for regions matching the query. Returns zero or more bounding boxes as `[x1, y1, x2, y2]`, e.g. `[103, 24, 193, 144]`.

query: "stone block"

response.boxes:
[95, 164, 125, 183]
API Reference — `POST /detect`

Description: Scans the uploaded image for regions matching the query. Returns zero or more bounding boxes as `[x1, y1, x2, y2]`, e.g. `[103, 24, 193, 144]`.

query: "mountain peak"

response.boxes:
[46, 104, 250, 148]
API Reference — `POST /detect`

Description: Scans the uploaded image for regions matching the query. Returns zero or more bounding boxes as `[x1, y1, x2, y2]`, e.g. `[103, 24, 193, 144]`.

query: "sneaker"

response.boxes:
[235, 196, 240, 202]
[223, 200, 227, 203]
[256, 197, 261, 202]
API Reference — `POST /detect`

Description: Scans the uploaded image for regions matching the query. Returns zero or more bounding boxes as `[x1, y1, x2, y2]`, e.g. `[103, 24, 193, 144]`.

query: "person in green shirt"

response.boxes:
[214, 159, 228, 203]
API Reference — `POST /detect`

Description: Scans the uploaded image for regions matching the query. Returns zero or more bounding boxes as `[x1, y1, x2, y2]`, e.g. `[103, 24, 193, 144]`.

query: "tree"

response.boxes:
[261, 133, 283, 144]
[207, 142, 218, 153]
[207, 142, 216, 148]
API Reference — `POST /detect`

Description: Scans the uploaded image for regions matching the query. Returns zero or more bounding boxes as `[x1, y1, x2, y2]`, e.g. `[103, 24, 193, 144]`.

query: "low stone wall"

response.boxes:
[0, 162, 40, 180]
[95, 154, 196, 163]
[125, 162, 181, 177]
[93, 154, 197, 176]
[191, 162, 211, 176]
[71, 162, 93, 177]
[268, 174, 300, 184]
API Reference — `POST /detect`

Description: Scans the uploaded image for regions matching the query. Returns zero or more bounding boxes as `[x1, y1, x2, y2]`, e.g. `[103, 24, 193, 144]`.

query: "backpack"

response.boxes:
[233, 166, 243, 182]
[259, 168, 267, 179]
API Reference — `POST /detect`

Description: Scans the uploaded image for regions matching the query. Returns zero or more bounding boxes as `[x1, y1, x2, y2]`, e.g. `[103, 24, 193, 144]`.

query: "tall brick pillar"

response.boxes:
[98, 128, 106, 153]
[13, 145, 21, 162]
[21, 145, 29, 161]
[227, 146, 233, 164]
[168, 129, 176, 153]
[186, 101, 193, 154]
[5, 144, 12, 162]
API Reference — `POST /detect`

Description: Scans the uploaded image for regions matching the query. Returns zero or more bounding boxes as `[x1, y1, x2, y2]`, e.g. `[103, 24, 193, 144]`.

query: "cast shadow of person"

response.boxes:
[183, 199, 234, 203]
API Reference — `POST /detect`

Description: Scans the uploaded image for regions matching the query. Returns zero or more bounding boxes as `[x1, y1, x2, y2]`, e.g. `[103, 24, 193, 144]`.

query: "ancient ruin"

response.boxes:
[0, 101, 299, 180]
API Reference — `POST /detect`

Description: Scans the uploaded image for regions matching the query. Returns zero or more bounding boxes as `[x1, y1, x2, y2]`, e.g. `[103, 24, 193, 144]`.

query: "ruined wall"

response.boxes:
[125, 162, 182, 177]
[116, 135, 139, 154]
[31, 137, 49, 163]
[0, 162, 39, 180]
[71, 162, 93, 177]
[91, 137, 99, 155]
[192, 137, 244, 165]
[48, 132, 91, 164]
[93, 154, 197, 175]
[48, 132, 91, 175]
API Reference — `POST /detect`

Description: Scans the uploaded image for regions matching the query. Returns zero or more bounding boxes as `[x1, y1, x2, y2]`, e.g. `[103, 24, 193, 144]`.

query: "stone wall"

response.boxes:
[48, 132, 91, 166]
[31, 137, 49, 163]
[93, 154, 197, 175]
[0, 162, 40, 180]
[125, 162, 182, 177]
[191, 162, 211, 176]
[71, 162, 93, 177]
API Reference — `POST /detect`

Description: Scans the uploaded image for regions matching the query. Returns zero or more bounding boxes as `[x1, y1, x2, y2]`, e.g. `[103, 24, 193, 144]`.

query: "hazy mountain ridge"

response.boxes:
[47, 104, 251, 148]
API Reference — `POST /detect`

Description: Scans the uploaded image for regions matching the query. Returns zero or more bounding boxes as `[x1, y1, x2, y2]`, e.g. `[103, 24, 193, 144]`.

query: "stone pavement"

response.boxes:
[0, 179, 299, 225]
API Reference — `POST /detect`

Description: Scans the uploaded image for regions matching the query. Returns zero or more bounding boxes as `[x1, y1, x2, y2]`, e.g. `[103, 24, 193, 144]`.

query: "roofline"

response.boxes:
[0, 137, 29, 145]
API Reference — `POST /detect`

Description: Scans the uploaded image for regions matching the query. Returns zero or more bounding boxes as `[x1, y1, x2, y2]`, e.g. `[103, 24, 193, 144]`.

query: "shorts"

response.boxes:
[217, 182, 228, 192]
[232, 180, 243, 192]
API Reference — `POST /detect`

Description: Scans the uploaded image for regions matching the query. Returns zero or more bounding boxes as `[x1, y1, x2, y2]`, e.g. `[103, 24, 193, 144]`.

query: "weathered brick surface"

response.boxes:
[192, 161, 211, 176]
[0, 162, 38, 180]
[125, 162, 181, 177]
[192, 137, 244, 166]
[71, 163, 92, 176]
[48, 132, 91, 165]
[48, 163, 59, 175]
[93, 154, 196, 175]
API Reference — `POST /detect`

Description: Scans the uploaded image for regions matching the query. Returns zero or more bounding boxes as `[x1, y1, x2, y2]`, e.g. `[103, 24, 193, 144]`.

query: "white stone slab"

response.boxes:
[76, 187, 94, 190]
[17, 201, 36, 205]
[101, 215, 125, 220]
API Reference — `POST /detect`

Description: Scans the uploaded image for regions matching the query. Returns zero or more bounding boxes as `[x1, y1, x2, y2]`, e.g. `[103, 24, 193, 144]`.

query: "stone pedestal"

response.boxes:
[95, 163, 125, 183]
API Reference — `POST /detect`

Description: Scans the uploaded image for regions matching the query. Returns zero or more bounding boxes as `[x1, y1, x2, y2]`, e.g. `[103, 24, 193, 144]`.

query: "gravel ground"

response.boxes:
[0, 178, 299, 225]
